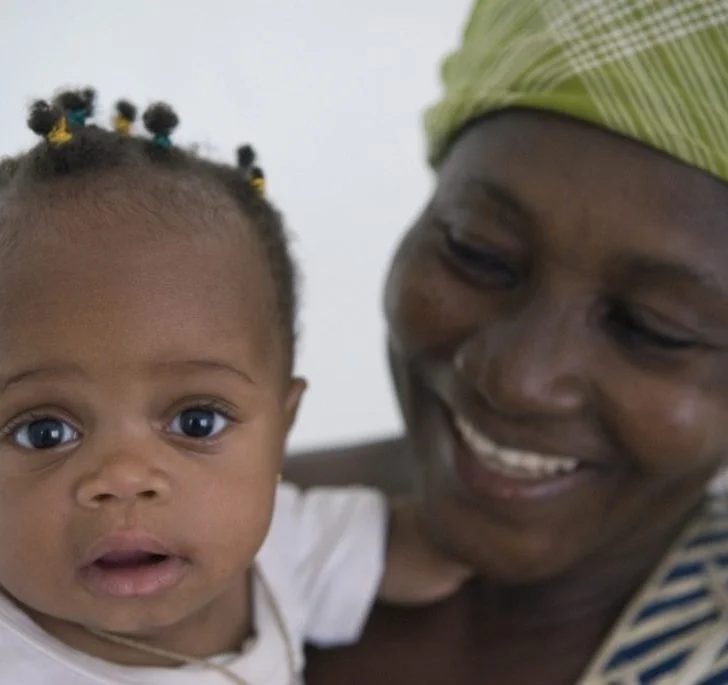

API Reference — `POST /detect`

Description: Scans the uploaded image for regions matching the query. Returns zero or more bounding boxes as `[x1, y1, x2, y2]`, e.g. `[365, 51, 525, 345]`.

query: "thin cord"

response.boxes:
[87, 565, 296, 685]
[85, 628, 250, 685]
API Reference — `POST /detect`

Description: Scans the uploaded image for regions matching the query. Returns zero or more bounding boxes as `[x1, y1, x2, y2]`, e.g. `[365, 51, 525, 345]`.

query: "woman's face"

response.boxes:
[385, 111, 728, 583]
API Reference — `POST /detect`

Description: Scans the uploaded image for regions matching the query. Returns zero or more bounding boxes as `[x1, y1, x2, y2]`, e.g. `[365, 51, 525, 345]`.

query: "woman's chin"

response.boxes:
[419, 487, 599, 586]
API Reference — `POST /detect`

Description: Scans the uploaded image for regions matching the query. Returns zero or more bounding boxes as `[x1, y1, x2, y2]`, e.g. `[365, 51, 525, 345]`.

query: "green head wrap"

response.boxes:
[425, 0, 728, 183]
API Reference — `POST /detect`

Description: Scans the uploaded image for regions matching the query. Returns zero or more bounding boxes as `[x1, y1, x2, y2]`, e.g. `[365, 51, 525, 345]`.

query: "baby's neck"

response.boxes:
[15, 569, 253, 668]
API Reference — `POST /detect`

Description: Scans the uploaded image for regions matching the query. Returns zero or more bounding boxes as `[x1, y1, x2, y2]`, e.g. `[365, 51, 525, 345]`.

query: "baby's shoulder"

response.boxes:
[257, 481, 386, 579]
[0, 626, 70, 683]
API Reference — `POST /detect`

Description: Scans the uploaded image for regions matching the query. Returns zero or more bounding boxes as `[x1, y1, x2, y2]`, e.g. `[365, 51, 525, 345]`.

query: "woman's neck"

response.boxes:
[472, 511, 692, 628]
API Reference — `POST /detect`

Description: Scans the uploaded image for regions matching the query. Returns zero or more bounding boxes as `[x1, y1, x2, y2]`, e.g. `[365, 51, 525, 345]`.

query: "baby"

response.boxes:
[0, 90, 467, 684]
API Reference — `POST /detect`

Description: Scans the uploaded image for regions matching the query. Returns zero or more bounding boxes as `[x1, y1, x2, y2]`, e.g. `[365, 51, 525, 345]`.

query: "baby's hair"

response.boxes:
[53, 88, 96, 128]
[237, 145, 265, 197]
[143, 102, 179, 149]
[28, 102, 70, 144]
[0, 88, 297, 364]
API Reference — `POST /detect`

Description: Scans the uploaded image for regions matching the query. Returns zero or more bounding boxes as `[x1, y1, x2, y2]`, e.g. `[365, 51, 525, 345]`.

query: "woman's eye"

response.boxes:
[444, 228, 518, 287]
[606, 304, 698, 352]
[167, 408, 229, 439]
[13, 418, 78, 450]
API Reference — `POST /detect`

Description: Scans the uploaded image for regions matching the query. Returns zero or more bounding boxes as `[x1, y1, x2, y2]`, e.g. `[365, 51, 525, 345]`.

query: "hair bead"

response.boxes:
[113, 100, 137, 135]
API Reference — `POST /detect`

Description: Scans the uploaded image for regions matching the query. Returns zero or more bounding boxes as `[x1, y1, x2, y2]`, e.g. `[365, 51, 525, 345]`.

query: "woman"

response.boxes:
[288, 1, 728, 683]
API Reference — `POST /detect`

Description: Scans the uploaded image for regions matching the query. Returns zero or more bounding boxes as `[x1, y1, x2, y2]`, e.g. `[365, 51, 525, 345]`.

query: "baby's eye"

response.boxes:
[13, 418, 79, 450]
[167, 408, 229, 439]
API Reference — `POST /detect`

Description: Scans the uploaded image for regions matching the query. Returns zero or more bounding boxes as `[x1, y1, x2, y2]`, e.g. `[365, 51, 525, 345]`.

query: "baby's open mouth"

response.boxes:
[92, 550, 171, 570]
[79, 534, 189, 599]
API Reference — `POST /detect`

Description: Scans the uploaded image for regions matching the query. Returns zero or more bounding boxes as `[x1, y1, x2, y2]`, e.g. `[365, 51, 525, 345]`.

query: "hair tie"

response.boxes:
[250, 167, 265, 197]
[113, 100, 137, 136]
[27, 100, 72, 146]
[48, 119, 72, 145]
[142, 103, 179, 149]
[153, 134, 172, 149]
[66, 109, 87, 128]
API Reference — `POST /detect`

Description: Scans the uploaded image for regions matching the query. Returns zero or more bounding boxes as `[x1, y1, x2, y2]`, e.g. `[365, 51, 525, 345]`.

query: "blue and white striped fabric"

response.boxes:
[581, 501, 728, 684]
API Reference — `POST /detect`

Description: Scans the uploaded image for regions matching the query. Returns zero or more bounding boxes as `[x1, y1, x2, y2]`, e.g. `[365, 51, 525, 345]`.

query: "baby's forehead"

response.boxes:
[1, 170, 274, 284]
[0, 180, 283, 376]
[0, 168, 274, 303]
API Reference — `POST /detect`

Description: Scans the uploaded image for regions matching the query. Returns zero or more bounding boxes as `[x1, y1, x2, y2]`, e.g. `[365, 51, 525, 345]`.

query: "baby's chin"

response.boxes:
[9, 564, 250, 647]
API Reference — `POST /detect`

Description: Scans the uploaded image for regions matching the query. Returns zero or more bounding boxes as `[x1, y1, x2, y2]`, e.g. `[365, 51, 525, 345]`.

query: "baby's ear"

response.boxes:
[283, 377, 307, 433]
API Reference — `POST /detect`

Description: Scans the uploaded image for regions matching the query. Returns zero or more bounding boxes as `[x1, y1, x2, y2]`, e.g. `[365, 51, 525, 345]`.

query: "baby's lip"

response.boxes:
[81, 530, 177, 568]
[78, 530, 190, 599]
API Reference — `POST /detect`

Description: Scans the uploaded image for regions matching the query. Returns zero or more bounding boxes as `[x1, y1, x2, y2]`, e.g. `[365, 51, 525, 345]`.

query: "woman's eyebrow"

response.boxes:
[448, 177, 539, 234]
[619, 254, 728, 299]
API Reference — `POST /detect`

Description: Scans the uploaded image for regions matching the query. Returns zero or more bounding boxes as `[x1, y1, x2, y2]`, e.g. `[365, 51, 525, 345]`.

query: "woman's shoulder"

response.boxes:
[303, 505, 728, 685]
[584, 502, 728, 684]
[284, 435, 413, 495]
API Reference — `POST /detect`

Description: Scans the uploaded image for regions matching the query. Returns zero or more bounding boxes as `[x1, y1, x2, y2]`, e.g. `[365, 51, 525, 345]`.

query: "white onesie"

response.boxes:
[0, 483, 387, 684]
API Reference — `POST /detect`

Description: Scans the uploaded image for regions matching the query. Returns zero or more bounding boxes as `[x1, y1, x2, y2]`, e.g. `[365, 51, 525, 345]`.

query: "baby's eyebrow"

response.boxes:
[0, 359, 255, 393]
[151, 359, 255, 385]
[0, 363, 86, 392]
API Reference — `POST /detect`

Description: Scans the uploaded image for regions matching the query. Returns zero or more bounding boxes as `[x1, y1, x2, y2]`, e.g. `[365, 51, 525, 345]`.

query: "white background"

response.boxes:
[0, 0, 471, 449]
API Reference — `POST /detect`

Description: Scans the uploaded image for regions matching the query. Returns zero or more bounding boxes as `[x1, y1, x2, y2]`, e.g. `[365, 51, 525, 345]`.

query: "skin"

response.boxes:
[0, 170, 304, 666]
[292, 111, 728, 684]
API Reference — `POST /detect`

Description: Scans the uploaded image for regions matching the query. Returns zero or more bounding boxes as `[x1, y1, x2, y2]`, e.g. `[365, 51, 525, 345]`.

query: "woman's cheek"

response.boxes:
[387, 253, 484, 357]
[609, 376, 728, 479]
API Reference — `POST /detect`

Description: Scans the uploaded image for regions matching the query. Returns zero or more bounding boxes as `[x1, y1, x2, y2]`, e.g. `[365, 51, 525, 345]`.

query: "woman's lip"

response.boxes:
[445, 409, 599, 505]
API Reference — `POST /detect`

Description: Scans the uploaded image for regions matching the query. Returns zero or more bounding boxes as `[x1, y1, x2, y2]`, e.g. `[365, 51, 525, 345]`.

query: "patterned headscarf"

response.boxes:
[425, 0, 728, 183]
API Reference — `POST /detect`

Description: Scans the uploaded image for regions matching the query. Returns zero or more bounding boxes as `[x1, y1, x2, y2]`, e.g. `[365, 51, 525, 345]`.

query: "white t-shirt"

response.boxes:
[0, 483, 387, 684]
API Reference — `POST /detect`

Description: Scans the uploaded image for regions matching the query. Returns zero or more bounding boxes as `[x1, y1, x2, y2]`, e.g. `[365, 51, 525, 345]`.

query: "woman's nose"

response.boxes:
[459, 302, 592, 420]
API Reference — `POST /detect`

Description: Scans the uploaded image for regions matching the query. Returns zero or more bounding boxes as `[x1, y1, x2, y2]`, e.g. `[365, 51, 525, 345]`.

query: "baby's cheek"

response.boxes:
[197, 469, 277, 564]
[0, 494, 63, 606]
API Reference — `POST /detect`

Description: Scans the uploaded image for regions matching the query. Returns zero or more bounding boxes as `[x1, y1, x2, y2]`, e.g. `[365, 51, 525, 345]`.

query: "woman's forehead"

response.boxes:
[439, 112, 728, 238]
[443, 111, 726, 190]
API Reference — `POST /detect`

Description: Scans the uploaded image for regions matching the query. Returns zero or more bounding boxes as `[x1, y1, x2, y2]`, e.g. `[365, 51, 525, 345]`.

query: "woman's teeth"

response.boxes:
[454, 415, 579, 479]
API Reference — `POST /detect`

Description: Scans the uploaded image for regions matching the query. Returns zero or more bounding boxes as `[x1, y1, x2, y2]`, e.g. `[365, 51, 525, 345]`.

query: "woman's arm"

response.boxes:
[284, 436, 413, 495]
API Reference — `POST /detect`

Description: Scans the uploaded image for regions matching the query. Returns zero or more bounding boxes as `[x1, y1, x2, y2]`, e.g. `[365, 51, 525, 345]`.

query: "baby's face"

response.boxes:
[0, 180, 303, 639]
